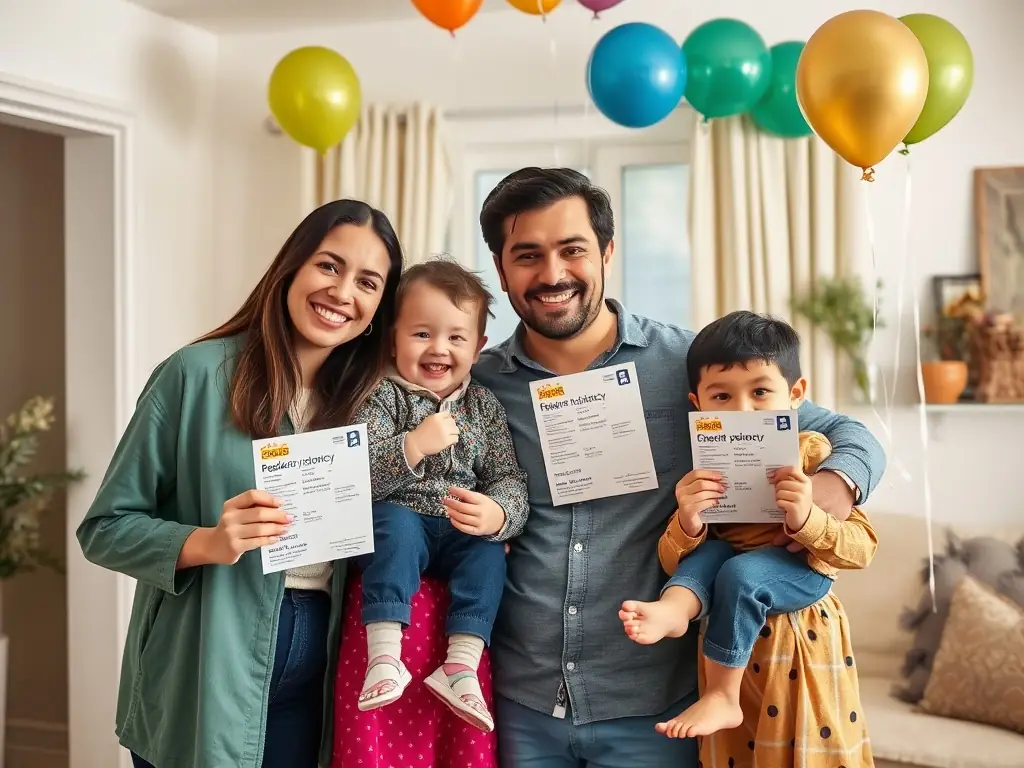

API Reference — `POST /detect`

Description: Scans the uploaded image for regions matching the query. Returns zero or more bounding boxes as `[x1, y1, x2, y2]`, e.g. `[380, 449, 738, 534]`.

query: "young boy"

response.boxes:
[619, 310, 877, 738]
[354, 259, 528, 733]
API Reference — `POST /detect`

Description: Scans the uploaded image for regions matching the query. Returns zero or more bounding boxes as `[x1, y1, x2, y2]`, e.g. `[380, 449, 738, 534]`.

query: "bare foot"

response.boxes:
[618, 599, 690, 645]
[655, 690, 744, 739]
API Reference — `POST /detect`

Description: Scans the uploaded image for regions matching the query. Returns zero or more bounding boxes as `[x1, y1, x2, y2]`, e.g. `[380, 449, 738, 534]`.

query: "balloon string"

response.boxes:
[904, 155, 937, 611]
[580, 12, 598, 166]
[544, 10, 561, 165]
[861, 182, 912, 484]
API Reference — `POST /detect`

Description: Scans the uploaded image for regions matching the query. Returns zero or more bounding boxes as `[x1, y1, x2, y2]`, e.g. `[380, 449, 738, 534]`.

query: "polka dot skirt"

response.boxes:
[696, 591, 874, 768]
[331, 573, 499, 768]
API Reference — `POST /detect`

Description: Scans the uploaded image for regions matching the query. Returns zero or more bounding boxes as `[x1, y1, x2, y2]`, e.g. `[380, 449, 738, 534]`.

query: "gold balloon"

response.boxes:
[797, 10, 929, 180]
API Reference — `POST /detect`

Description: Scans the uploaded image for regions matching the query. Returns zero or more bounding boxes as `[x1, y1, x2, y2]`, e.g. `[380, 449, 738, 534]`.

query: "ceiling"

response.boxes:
[127, 0, 505, 33]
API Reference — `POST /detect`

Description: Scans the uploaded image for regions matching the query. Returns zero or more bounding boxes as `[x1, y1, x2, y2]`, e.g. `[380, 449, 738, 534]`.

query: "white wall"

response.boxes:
[0, 0, 220, 379]
[212, 0, 1024, 526]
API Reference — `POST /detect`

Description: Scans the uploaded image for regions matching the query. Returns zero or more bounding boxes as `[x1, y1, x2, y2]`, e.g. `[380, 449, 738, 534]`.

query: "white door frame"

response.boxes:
[0, 72, 136, 768]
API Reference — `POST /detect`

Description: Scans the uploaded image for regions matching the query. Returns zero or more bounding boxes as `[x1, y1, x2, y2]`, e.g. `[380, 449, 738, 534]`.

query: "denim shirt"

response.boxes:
[472, 301, 886, 725]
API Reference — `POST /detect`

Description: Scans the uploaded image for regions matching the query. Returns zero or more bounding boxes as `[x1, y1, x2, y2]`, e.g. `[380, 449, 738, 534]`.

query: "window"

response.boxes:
[457, 139, 690, 346]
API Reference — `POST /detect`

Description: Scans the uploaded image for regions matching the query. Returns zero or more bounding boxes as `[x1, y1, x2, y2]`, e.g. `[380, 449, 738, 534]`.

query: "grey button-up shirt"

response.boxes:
[473, 301, 885, 725]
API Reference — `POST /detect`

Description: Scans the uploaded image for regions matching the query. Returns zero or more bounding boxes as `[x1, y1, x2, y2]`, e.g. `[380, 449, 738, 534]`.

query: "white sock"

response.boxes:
[445, 633, 485, 671]
[366, 621, 403, 661]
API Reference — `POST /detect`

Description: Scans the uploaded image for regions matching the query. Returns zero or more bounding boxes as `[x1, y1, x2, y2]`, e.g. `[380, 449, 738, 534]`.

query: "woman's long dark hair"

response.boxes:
[198, 200, 403, 438]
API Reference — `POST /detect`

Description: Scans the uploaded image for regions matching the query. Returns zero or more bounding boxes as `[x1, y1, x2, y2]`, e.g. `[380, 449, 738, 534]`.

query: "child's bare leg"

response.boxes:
[655, 658, 745, 738]
[618, 586, 702, 645]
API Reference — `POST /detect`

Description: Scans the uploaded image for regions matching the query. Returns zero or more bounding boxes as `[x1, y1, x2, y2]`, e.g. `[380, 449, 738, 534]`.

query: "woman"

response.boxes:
[77, 199, 403, 768]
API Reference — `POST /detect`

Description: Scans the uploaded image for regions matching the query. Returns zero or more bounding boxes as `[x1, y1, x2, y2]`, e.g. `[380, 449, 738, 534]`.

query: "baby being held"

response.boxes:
[354, 259, 527, 734]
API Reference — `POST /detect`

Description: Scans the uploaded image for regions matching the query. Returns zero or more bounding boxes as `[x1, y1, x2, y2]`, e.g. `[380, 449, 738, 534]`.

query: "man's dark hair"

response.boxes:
[686, 311, 803, 395]
[479, 167, 614, 262]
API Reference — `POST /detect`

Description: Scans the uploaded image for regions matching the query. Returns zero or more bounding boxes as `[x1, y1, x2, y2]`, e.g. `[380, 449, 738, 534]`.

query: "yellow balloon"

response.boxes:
[796, 10, 929, 179]
[268, 46, 361, 154]
[506, 0, 561, 14]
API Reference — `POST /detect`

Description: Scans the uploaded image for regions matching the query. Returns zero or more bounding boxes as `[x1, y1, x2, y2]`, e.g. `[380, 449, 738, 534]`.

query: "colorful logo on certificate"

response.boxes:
[260, 442, 290, 460]
[536, 383, 566, 400]
[694, 417, 724, 433]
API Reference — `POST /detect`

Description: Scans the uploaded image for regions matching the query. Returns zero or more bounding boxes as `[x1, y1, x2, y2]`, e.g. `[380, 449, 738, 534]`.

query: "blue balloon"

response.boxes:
[586, 22, 686, 128]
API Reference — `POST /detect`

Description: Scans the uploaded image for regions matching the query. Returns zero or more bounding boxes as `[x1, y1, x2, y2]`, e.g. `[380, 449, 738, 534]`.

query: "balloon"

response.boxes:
[797, 10, 928, 178]
[506, 0, 561, 13]
[268, 47, 361, 154]
[682, 18, 772, 120]
[587, 22, 686, 128]
[750, 41, 811, 138]
[899, 13, 974, 147]
[411, 0, 483, 33]
[577, 0, 624, 16]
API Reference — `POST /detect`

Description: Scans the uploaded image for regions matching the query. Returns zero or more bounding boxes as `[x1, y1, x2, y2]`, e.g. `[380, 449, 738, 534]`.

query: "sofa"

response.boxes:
[833, 510, 1024, 768]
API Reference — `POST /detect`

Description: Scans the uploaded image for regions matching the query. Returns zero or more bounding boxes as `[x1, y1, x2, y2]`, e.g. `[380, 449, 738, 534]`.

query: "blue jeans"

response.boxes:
[496, 692, 699, 767]
[665, 539, 832, 667]
[359, 502, 506, 644]
[130, 588, 329, 768]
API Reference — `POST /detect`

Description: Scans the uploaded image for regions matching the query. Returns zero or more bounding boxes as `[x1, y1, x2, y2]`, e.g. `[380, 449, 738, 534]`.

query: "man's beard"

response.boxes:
[513, 264, 605, 341]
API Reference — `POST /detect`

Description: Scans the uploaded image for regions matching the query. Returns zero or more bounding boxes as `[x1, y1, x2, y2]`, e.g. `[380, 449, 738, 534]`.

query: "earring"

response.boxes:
[363, 323, 373, 337]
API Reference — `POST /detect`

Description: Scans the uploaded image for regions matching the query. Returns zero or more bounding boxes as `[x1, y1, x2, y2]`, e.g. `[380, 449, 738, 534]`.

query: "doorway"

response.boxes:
[0, 75, 135, 768]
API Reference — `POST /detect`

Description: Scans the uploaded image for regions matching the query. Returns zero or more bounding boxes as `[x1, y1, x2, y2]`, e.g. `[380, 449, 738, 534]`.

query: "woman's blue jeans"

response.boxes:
[131, 587, 330, 768]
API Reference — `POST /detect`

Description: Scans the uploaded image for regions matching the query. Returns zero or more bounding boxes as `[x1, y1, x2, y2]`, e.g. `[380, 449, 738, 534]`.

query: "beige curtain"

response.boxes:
[688, 113, 862, 409]
[302, 103, 451, 265]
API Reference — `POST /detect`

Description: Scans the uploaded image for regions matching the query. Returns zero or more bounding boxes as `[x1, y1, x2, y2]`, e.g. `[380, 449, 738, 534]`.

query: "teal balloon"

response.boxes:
[750, 41, 811, 138]
[683, 18, 772, 119]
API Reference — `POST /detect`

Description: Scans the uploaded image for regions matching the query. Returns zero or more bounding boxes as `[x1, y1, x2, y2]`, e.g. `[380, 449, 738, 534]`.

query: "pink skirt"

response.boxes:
[331, 572, 500, 768]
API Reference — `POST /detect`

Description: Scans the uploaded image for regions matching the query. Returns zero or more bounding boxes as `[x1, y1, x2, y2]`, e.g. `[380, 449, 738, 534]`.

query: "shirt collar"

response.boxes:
[496, 299, 650, 374]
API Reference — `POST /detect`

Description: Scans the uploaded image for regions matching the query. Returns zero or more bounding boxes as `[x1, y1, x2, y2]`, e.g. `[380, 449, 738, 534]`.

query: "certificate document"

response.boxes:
[530, 362, 658, 506]
[688, 410, 800, 523]
[253, 424, 374, 574]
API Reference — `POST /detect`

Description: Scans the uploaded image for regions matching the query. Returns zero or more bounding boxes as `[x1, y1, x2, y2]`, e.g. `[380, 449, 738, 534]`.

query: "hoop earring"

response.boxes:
[363, 323, 373, 337]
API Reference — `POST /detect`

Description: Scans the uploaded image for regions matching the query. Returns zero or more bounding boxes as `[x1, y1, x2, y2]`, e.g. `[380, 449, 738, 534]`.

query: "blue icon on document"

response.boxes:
[616, 369, 631, 385]
[346, 430, 361, 447]
[776, 415, 791, 431]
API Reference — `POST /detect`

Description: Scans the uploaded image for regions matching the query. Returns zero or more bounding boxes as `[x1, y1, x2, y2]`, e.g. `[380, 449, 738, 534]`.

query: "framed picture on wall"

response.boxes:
[974, 166, 1024, 321]
[932, 274, 983, 319]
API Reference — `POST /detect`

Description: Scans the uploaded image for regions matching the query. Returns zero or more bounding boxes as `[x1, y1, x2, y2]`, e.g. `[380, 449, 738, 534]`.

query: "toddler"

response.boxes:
[355, 259, 528, 734]
[619, 310, 878, 738]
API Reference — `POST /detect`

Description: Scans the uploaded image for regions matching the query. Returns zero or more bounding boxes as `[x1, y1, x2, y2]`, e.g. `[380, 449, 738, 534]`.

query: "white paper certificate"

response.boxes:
[688, 410, 800, 523]
[530, 362, 658, 506]
[253, 425, 374, 574]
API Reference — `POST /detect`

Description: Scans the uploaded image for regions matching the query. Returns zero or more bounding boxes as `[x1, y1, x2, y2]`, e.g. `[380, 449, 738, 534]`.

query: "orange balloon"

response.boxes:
[507, 0, 562, 14]
[411, 0, 483, 33]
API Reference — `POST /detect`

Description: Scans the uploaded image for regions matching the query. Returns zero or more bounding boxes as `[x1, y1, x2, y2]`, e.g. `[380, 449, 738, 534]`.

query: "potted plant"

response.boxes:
[791, 276, 882, 404]
[0, 396, 83, 759]
[920, 323, 970, 404]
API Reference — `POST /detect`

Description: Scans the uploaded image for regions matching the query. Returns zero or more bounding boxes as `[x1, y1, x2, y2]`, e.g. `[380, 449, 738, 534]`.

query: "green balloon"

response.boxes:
[683, 18, 772, 120]
[900, 13, 973, 146]
[750, 41, 811, 138]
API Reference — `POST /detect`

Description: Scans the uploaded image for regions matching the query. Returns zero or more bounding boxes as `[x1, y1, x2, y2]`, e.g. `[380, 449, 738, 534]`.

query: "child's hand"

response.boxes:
[405, 412, 460, 465]
[773, 466, 813, 532]
[442, 487, 506, 537]
[674, 470, 725, 536]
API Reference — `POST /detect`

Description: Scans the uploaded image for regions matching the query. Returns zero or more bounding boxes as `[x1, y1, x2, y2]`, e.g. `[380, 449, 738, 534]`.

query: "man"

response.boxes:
[471, 168, 885, 767]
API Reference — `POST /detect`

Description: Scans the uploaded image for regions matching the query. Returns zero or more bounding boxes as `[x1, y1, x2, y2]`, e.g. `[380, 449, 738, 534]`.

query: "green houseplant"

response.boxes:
[0, 395, 84, 578]
[791, 276, 883, 403]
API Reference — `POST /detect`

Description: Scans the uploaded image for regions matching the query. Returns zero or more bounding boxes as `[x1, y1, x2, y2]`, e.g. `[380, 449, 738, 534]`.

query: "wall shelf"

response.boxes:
[926, 402, 1024, 413]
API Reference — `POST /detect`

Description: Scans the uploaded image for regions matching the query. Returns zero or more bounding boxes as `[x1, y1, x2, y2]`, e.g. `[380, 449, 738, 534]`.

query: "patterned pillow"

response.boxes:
[919, 576, 1024, 733]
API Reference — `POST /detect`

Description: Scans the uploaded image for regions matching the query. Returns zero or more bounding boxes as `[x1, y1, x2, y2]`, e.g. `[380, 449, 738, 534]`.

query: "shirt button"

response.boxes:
[573, 542, 583, 552]
[566, 662, 576, 671]
[568, 605, 578, 615]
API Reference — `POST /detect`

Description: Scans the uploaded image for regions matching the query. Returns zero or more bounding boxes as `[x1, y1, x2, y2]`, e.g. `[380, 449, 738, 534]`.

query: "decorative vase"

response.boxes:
[920, 360, 968, 404]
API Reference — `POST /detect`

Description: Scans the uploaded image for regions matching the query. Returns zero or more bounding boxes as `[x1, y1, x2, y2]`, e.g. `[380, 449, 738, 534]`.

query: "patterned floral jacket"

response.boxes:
[355, 373, 529, 541]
